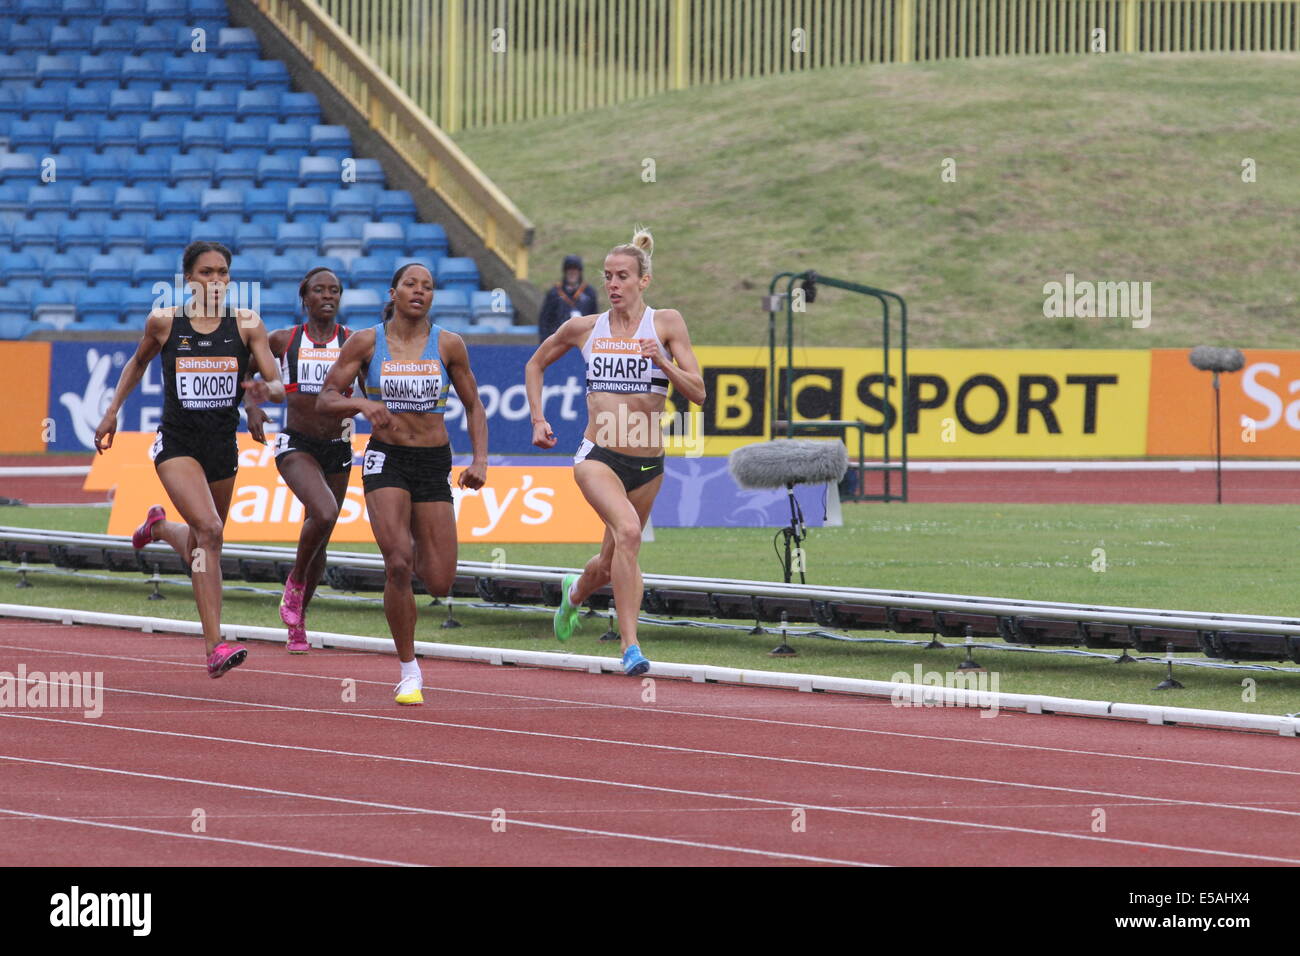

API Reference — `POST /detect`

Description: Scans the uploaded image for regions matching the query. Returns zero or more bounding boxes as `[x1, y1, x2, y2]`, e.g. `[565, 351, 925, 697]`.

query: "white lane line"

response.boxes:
[4, 639, 1297, 781]
[0, 806, 421, 866]
[0, 754, 877, 868]
[2, 745, 1294, 865]
[32, 681, 1300, 822]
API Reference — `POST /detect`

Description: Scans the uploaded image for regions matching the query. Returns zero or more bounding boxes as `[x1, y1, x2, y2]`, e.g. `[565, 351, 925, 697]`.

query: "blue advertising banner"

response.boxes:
[46, 341, 588, 454]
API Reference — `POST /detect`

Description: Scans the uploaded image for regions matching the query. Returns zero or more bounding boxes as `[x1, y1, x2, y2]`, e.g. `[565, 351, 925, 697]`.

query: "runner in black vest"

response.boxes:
[94, 242, 286, 678]
[245, 267, 364, 654]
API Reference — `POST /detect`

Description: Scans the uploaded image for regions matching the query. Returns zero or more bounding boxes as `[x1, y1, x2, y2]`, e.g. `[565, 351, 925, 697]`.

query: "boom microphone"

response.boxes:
[1189, 346, 1245, 373]
[728, 439, 849, 490]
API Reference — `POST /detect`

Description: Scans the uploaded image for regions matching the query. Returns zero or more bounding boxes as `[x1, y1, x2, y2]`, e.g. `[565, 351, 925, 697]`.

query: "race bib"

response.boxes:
[175, 356, 239, 409]
[379, 359, 442, 413]
[273, 431, 291, 457]
[149, 433, 163, 461]
[296, 347, 340, 395]
[363, 450, 386, 475]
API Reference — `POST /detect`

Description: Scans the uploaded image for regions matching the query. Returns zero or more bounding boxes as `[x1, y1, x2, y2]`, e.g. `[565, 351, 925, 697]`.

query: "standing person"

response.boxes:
[525, 227, 705, 676]
[317, 263, 489, 705]
[94, 242, 286, 678]
[537, 254, 598, 341]
[245, 267, 364, 654]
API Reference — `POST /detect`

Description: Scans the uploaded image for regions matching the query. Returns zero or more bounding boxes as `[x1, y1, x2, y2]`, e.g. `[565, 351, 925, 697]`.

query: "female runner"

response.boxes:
[525, 227, 706, 676]
[94, 241, 285, 678]
[317, 263, 488, 704]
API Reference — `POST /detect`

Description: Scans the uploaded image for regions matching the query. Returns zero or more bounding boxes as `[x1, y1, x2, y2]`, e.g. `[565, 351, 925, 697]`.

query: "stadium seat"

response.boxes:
[343, 158, 385, 186]
[247, 60, 289, 91]
[104, 220, 148, 256]
[158, 185, 201, 217]
[256, 155, 297, 187]
[299, 156, 341, 184]
[138, 119, 182, 152]
[40, 153, 80, 185]
[0, 55, 37, 91]
[437, 258, 480, 296]
[362, 222, 406, 256]
[338, 288, 381, 325]
[132, 24, 173, 53]
[349, 256, 393, 295]
[26, 183, 73, 218]
[35, 55, 79, 94]
[145, 0, 187, 30]
[22, 86, 66, 124]
[193, 89, 238, 120]
[431, 290, 472, 324]
[65, 0, 110, 18]
[168, 156, 211, 190]
[182, 119, 225, 160]
[5, 24, 48, 53]
[92, 25, 136, 54]
[471, 290, 513, 322]
[204, 57, 247, 91]
[0, 89, 23, 123]
[267, 122, 311, 159]
[70, 184, 114, 219]
[243, 185, 288, 227]
[151, 90, 193, 119]
[287, 186, 329, 225]
[112, 185, 157, 218]
[257, 287, 297, 328]
[279, 91, 320, 123]
[0, 316, 32, 341]
[213, 154, 257, 190]
[108, 88, 152, 121]
[118, 55, 162, 91]
[233, 222, 275, 255]
[276, 222, 319, 255]
[309, 125, 352, 161]
[236, 89, 279, 121]
[189, 0, 233, 19]
[58, 219, 102, 255]
[77, 54, 121, 89]
[95, 119, 139, 157]
[329, 186, 376, 225]
[31, 287, 77, 330]
[171, 25, 205, 56]
[200, 186, 243, 223]
[157, 55, 205, 95]
[224, 122, 270, 161]
[320, 222, 362, 264]
[42, 251, 89, 285]
[376, 190, 417, 222]
[405, 222, 449, 257]
[67, 88, 112, 124]
[264, 253, 309, 286]
[105, 0, 149, 24]
[217, 27, 260, 57]
[1, 252, 43, 294]
[90, 253, 134, 285]
[76, 286, 126, 327]
[146, 219, 190, 253]
[8, 119, 54, 152]
[131, 252, 174, 285]
[122, 285, 164, 323]
[49, 26, 92, 57]
[0, 153, 39, 183]
[229, 253, 265, 285]
[124, 153, 169, 185]
[0, 184, 26, 218]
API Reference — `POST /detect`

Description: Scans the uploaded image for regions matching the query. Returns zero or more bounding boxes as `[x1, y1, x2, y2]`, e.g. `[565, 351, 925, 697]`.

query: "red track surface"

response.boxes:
[2, 619, 1298, 867]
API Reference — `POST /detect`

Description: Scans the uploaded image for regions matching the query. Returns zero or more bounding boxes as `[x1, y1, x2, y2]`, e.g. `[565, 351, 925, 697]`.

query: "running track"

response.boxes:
[2, 619, 1298, 867]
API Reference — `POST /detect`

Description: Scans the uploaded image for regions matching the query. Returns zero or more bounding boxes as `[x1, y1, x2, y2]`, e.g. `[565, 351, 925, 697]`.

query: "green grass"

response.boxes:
[453, 54, 1300, 350]
[3, 502, 1299, 715]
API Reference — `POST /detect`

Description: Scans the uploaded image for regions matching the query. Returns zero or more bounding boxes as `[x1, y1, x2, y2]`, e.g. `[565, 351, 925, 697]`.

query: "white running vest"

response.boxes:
[580, 307, 672, 395]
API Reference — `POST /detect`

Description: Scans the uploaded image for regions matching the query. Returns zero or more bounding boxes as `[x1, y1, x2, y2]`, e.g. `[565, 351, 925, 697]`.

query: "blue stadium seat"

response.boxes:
[287, 186, 329, 225]
[194, 89, 238, 120]
[34, 55, 79, 93]
[71, 184, 114, 219]
[8, 119, 53, 151]
[338, 288, 381, 325]
[89, 254, 131, 283]
[229, 253, 264, 285]
[151, 90, 193, 119]
[49, 26, 92, 56]
[5, 23, 48, 53]
[431, 290, 472, 324]
[31, 287, 77, 330]
[0, 184, 26, 218]
[131, 24, 173, 53]
[200, 186, 243, 221]
[342, 159, 384, 186]
[0, 153, 39, 183]
[263, 252, 308, 285]
[320, 222, 362, 263]
[145, 0, 187, 30]
[124, 153, 169, 185]
[96, 119, 139, 155]
[236, 89, 279, 121]
[189, 0, 233, 19]
[15, 219, 59, 254]
[172, 24, 207, 56]
[203, 57, 247, 91]
[299, 156, 340, 184]
[257, 288, 297, 329]
[157, 55, 205, 95]
[146, 219, 189, 252]
[52, 120, 96, 159]
[122, 285, 165, 323]
[131, 253, 175, 286]
[329, 186, 376, 225]
[213, 154, 257, 190]
[92, 25, 136, 54]
[376, 190, 417, 223]
[108, 88, 152, 120]
[217, 27, 259, 57]
[0, 55, 37, 91]
[405, 222, 449, 257]
[279, 91, 320, 123]
[26, 183, 73, 218]
[0, 316, 33, 341]
[471, 290, 514, 322]
[233, 222, 275, 255]
[267, 122, 310, 158]
[62, 0, 108, 17]
[138, 119, 182, 151]
[223, 122, 268, 161]
[0, 287, 29, 315]
[362, 222, 406, 256]
[42, 153, 81, 185]
[256, 155, 297, 186]
[119, 55, 162, 91]
[2, 251, 43, 294]
[42, 251, 89, 284]
[105, 0, 149, 24]
[0, 89, 22, 122]
[158, 185, 201, 217]
[247, 59, 289, 91]
[103, 219, 148, 255]
[17, 1, 60, 28]
[275, 223, 318, 255]
[168, 155, 211, 190]
[243, 185, 287, 227]
[437, 258, 480, 296]
[76, 286, 126, 327]
[22, 87, 65, 124]
[113, 185, 157, 218]
[58, 219, 102, 255]
[309, 124, 352, 161]
[349, 256, 393, 291]
[67, 87, 111, 124]
[77, 54, 122, 89]
[182, 119, 224, 160]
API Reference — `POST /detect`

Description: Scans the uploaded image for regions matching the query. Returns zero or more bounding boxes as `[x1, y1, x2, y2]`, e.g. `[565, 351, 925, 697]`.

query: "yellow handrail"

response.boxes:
[255, 0, 534, 278]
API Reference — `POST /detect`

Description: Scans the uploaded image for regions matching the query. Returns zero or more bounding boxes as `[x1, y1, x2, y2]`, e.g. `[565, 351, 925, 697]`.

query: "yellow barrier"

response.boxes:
[308, 0, 1300, 132]
[253, 0, 534, 277]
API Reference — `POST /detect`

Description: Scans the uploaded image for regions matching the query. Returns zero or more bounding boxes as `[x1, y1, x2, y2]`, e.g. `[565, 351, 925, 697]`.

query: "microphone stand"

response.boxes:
[781, 481, 806, 584]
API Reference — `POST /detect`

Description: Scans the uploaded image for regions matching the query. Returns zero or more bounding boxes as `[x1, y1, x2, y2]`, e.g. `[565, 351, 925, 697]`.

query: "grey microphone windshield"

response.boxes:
[728, 439, 850, 489]
[1189, 346, 1245, 373]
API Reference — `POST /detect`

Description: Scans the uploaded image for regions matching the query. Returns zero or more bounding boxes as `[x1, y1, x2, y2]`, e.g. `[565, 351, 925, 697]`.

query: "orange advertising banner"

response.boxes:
[97, 433, 604, 543]
[1147, 349, 1300, 457]
[0, 342, 52, 453]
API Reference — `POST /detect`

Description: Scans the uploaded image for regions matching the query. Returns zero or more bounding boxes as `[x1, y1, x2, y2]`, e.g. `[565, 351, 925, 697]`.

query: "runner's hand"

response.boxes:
[93, 411, 117, 454]
[243, 377, 272, 405]
[639, 337, 664, 366]
[457, 461, 487, 490]
[364, 400, 392, 429]
[532, 420, 556, 449]
[246, 404, 269, 444]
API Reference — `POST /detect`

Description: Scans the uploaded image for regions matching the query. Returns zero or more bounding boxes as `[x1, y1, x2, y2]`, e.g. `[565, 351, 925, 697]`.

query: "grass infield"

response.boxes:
[3, 501, 1299, 717]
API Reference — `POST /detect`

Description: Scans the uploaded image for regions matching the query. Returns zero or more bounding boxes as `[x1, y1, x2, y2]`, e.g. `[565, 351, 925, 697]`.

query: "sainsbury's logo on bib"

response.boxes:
[380, 359, 443, 412]
[176, 355, 238, 409]
[297, 347, 340, 394]
[591, 338, 642, 354]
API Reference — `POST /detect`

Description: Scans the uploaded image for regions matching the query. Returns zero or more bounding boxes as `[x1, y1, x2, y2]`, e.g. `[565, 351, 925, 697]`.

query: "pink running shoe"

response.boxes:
[131, 504, 166, 549]
[287, 622, 309, 655]
[206, 642, 247, 679]
[279, 572, 305, 628]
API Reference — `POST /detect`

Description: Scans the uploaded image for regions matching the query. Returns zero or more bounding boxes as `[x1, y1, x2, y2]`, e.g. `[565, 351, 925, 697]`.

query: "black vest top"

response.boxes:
[160, 308, 251, 433]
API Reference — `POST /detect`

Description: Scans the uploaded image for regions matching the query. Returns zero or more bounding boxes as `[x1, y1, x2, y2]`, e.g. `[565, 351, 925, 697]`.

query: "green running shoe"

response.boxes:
[554, 573, 581, 642]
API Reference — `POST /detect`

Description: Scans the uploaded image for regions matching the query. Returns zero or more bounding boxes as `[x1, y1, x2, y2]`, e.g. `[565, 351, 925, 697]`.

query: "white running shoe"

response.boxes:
[394, 674, 424, 706]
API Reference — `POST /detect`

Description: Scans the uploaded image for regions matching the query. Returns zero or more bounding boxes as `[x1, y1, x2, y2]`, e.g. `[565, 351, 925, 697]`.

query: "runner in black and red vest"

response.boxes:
[246, 268, 365, 654]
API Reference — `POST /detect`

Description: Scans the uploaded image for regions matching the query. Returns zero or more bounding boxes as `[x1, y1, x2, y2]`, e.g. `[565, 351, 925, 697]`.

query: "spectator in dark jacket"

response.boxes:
[538, 254, 599, 341]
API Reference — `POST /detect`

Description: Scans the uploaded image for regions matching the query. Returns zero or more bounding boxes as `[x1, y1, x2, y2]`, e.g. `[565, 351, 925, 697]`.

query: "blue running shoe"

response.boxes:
[622, 644, 650, 677]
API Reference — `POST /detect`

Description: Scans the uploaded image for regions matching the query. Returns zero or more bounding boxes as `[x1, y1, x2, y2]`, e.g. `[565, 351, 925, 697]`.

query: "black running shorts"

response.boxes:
[574, 439, 664, 493]
[150, 426, 239, 484]
[274, 429, 354, 475]
[361, 440, 453, 503]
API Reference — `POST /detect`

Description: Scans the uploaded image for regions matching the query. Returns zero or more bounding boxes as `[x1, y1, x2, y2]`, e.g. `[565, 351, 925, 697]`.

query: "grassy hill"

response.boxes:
[454, 53, 1300, 349]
